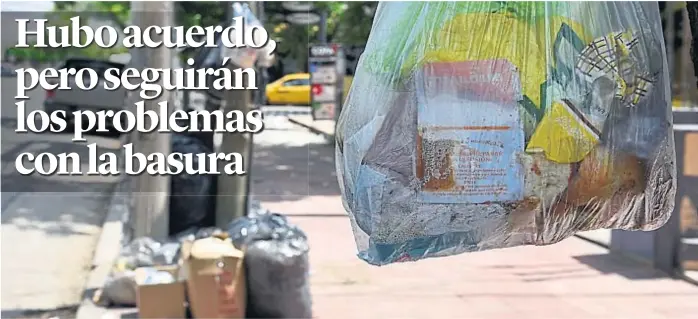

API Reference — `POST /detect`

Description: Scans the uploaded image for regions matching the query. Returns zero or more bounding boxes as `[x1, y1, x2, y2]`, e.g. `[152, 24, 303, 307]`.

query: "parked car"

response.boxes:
[43, 58, 128, 127]
[1, 64, 16, 77]
[265, 73, 311, 105]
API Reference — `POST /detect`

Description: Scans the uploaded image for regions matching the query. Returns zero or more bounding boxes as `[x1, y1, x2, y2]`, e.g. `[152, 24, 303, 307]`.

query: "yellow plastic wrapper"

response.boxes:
[336, 1, 676, 265]
[527, 29, 656, 163]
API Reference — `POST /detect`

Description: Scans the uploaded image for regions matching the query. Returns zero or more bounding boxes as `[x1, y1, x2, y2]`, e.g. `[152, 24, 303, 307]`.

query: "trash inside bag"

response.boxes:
[99, 267, 178, 307]
[228, 211, 312, 318]
[174, 226, 229, 243]
[116, 237, 162, 269]
[336, 1, 676, 265]
[141, 268, 176, 285]
[99, 271, 137, 307]
[224, 2, 275, 68]
[101, 237, 182, 307]
[117, 237, 182, 270]
[169, 133, 216, 235]
[152, 242, 181, 266]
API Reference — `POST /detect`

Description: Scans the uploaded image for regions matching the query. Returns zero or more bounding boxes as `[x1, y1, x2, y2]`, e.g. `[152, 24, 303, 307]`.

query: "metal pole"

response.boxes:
[246, 1, 265, 213]
[215, 2, 253, 227]
[130, 0, 173, 241]
[318, 10, 328, 44]
[682, 6, 698, 104]
[252, 1, 267, 106]
[688, 2, 698, 91]
[666, 2, 675, 93]
[226, 1, 235, 21]
[182, 51, 191, 111]
[215, 66, 252, 227]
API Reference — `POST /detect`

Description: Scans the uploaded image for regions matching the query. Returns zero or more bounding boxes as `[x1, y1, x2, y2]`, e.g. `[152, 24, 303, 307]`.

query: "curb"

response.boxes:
[75, 132, 133, 319]
[264, 109, 311, 117]
[683, 271, 698, 286]
[579, 234, 657, 268]
[574, 233, 610, 249]
[286, 116, 335, 144]
[575, 232, 698, 287]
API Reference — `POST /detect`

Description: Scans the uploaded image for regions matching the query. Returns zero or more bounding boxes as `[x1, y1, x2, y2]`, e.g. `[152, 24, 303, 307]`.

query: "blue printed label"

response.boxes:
[415, 60, 525, 204]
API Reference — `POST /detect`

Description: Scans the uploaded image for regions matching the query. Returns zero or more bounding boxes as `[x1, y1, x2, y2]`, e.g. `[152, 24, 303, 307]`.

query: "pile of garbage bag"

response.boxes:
[336, 1, 677, 265]
[99, 202, 311, 319]
[228, 209, 313, 318]
[98, 231, 222, 307]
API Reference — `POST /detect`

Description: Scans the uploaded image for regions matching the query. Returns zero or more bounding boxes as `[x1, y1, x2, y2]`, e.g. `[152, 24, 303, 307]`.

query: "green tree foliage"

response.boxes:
[54, 1, 130, 28]
[53, 1, 227, 30]
[176, 2, 228, 30]
[264, 2, 376, 70]
[326, 2, 376, 45]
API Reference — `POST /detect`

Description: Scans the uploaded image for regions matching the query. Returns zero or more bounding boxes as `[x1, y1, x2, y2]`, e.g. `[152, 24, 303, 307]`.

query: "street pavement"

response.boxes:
[256, 116, 698, 319]
[1, 76, 123, 317]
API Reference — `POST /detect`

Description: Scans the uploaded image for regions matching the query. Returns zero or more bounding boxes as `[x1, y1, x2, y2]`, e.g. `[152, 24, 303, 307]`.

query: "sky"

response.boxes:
[1, 0, 54, 12]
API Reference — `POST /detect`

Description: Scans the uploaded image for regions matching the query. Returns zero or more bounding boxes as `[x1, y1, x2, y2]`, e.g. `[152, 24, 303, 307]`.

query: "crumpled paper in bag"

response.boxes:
[336, 1, 676, 265]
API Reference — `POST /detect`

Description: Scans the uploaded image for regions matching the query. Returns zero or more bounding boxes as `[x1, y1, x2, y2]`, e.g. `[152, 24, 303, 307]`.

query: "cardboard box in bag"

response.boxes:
[135, 265, 187, 319]
[181, 238, 246, 318]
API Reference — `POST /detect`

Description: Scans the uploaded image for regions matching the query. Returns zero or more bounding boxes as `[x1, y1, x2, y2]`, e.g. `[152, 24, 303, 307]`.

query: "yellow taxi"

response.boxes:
[265, 73, 311, 105]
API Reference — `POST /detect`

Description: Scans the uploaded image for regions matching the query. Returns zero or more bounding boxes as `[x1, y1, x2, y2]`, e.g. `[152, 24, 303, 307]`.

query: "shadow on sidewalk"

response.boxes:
[573, 253, 667, 280]
[0, 305, 78, 319]
[1, 136, 122, 237]
[250, 141, 340, 203]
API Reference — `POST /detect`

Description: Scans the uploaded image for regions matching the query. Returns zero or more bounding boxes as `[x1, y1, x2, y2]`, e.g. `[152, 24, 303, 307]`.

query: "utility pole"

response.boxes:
[318, 9, 328, 44]
[215, 76, 252, 227]
[666, 2, 675, 88]
[680, 5, 697, 105]
[215, 1, 255, 227]
[687, 2, 698, 90]
[130, 1, 173, 241]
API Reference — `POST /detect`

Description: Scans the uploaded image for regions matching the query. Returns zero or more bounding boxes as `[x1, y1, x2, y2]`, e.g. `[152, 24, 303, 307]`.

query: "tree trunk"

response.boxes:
[687, 2, 698, 89]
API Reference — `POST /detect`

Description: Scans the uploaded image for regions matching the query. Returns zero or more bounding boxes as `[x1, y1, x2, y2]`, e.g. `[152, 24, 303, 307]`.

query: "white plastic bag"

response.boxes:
[336, 1, 676, 265]
[223, 2, 275, 69]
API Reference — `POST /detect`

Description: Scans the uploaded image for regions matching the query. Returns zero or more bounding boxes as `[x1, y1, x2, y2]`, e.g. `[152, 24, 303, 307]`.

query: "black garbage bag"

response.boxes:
[227, 210, 312, 318]
[169, 133, 216, 235]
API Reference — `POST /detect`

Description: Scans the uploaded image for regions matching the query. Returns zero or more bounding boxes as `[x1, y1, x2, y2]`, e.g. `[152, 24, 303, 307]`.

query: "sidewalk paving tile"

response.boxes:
[263, 195, 698, 319]
[250, 130, 698, 319]
[287, 115, 336, 138]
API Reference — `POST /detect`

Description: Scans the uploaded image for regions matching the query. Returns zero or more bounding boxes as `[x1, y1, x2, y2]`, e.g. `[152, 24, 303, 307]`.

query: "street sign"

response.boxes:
[309, 43, 344, 121]
[312, 84, 336, 102]
[282, 2, 314, 11]
[309, 44, 339, 58]
[312, 102, 336, 120]
[286, 12, 321, 25]
[311, 84, 322, 96]
[310, 65, 337, 84]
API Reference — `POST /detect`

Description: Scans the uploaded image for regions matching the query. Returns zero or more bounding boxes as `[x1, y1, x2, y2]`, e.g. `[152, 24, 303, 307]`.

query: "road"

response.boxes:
[0, 75, 315, 317]
[1, 75, 122, 317]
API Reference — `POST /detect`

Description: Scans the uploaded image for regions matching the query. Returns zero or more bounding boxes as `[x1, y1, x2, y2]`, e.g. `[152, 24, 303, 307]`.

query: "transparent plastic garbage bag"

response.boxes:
[336, 1, 677, 265]
[227, 210, 312, 318]
[223, 2, 275, 69]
